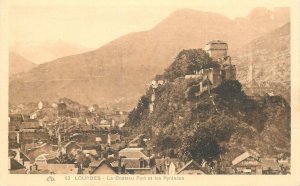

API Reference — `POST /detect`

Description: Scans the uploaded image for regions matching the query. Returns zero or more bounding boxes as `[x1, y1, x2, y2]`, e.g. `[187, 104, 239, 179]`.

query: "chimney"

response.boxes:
[58, 133, 61, 146]
[147, 149, 151, 157]
[118, 156, 126, 174]
[112, 120, 115, 128]
[199, 81, 203, 93]
[32, 163, 38, 171]
[162, 156, 165, 173]
[165, 157, 170, 174]
[20, 142, 25, 153]
[15, 149, 21, 161]
[228, 56, 231, 65]
[17, 131, 20, 144]
[118, 158, 122, 174]
[78, 163, 83, 174]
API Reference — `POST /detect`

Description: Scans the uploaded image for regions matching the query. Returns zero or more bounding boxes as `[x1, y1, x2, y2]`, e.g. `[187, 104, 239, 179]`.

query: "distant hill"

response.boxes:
[10, 40, 91, 63]
[9, 8, 290, 110]
[233, 22, 290, 103]
[9, 52, 36, 76]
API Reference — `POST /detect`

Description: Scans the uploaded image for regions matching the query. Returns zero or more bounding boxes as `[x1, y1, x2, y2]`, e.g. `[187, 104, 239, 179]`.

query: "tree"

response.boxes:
[180, 126, 221, 163]
[137, 136, 146, 148]
[178, 117, 236, 164]
[58, 152, 75, 164]
[127, 95, 150, 127]
[155, 134, 179, 157]
[164, 49, 219, 81]
[214, 80, 244, 100]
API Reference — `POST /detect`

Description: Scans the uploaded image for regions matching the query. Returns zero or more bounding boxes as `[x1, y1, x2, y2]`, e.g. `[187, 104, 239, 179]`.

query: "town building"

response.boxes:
[89, 159, 118, 174]
[37, 163, 78, 174]
[118, 148, 156, 174]
[231, 151, 262, 175]
[107, 133, 121, 146]
[155, 157, 185, 174]
[9, 158, 27, 174]
[34, 152, 60, 164]
[261, 158, 281, 174]
[176, 160, 206, 175]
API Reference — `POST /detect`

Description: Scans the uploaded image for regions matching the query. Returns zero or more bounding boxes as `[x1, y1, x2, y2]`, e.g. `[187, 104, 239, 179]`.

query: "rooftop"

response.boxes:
[38, 163, 77, 174]
[9, 158, 25, 170]
[108, 133, 121, 142]
[176, 159, 206, 174]
[232, 151, 260, 166]
[205, 40, 228, 50]
[119, 148, 148, 159]
[261, 158, 281, 171]
[206, 40, 228, 45]
[20, 121, 40, 129]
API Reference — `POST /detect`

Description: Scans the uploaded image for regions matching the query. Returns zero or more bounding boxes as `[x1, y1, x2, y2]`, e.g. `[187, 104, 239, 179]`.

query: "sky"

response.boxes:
[9, 0, 291, 49]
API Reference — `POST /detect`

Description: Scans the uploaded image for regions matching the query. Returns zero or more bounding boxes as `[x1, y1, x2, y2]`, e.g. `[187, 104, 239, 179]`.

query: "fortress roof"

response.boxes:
[206, 40, 227, 45]
[205, 40, 228, 50]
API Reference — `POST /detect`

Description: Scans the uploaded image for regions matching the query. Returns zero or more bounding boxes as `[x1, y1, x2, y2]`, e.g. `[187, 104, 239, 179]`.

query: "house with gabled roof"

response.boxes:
[128, 134, 144, 148]
[118, 148, 156, 174]
[107, 133, 121, 145]
[26, 143, 59, 162]
[155, 157, 185, 174]
[34, 152, 60, 164]
[63, 141, 81, 154]
[176, 160, 206, 175]
[261, 158, 281, 174]
[9, 148, 31, 168]
[9, 158, 27, 174]
[231, 151, 262, 174]
[19, 121, 41, 132]
[37, 163, 78, 174]
[89, 159, 118, 174]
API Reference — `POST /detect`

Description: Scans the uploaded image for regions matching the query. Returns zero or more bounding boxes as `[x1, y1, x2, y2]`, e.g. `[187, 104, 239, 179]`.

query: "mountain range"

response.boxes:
[10, 40, 91, 64]
[9, 7, 290, 110]
[9, 52, 36, 76]
[233, 22, 290, 102]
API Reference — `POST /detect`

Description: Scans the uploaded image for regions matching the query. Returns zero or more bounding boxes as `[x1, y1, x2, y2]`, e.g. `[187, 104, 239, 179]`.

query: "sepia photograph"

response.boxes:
[1, 0, 300, 185]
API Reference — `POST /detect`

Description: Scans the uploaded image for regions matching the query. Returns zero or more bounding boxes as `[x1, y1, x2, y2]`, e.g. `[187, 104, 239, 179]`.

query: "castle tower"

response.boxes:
[204, 40, 228, 61]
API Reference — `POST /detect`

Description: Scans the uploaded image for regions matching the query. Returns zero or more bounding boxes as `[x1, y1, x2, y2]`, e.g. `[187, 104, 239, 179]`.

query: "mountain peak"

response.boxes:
[9, 52, 36, 76]
[153, 8, 231, 32]
[247, 7, 272, 20]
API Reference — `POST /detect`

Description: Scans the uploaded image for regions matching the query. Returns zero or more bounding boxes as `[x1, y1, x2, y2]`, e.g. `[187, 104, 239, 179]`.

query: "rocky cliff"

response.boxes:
[127, 49, 290, 165]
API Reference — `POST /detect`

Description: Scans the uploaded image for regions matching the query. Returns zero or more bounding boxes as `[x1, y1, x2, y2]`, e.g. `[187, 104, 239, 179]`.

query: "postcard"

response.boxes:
[1, 0, 300, 185]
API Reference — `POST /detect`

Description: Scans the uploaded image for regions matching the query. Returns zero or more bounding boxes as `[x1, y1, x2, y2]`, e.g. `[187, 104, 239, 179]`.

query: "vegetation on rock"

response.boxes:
[163, 49, 219, 81]
[127, 49, 290, 165]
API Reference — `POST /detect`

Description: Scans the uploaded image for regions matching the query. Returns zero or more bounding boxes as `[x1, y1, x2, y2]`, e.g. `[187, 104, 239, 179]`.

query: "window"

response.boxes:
[140, 160, 144, 168]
